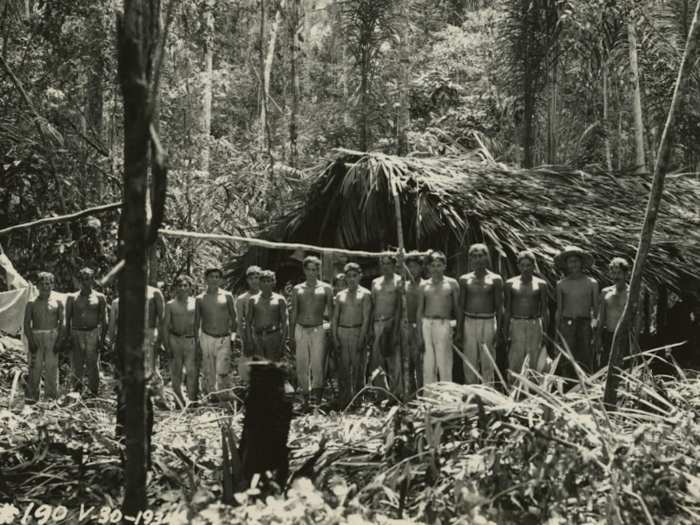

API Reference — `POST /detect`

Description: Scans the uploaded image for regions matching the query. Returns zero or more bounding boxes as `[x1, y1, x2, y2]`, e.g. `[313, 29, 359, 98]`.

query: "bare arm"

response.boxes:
[416, 283, 425, 342]
[107, 300, 118, 347]
[163, 303, 173, 353]
[360, 292, 371, 343]
[591, 279, 600, 318]
[226, 293, 237, 335]
[64, 295, 74, 339]
[24, 302, 36, 351]
[154, 289, 165, 347]
[245, 297, 255, 345]
[332, 293, 341, 345]
[194, 297, 202, 346]
[325, 284, 334, 322]
[99, 295, 108, 345]
[457, 277, 466, 337]
[555, 282, 563, 335]
[55, 300, 65, 351]
[539, 281, 549, 336]
[494, 276, 504, 342]
[452, 280, 462, 343]
[289, 287, 298, 347]
[503, 281, 512, 341]
[279, 297, 289, 344]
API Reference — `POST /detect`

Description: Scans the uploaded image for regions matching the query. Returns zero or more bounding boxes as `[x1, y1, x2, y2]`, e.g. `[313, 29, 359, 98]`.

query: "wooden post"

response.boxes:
[604, 1, 700, 407]
[389, 172, 408, 401]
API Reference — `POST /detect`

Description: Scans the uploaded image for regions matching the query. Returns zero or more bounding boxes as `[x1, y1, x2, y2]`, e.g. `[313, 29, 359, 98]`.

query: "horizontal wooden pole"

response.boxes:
[159, 229, 430, 258]
[0, 202, 122, 236]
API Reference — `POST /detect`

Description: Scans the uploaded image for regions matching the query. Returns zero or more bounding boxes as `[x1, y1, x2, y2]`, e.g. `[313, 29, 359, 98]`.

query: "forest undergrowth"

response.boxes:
[2, 336, 700, 525]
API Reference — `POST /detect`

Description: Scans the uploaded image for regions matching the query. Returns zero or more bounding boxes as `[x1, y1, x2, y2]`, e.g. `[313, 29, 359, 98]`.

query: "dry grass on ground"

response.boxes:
[2, 337, 700, 525]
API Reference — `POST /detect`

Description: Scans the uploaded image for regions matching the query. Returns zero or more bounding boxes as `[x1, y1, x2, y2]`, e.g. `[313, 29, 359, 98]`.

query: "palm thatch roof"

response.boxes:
[225, 149, 700, 292]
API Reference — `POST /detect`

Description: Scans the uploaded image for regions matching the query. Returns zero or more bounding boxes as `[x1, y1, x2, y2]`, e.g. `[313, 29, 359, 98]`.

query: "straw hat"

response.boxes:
[554, 246, 594, 270]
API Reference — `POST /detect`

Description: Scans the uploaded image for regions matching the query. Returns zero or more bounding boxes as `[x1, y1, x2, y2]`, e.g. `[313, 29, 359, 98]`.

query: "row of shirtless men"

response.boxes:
[22, 243, 630, 409]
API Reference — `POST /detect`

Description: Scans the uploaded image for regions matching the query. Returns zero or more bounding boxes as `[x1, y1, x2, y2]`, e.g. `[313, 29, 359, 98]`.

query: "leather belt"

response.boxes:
[72, 326, 98, 331]
[203, 331, 231, 338]
[297, 322, 323, 328]
[255, 325, 281, 334]
[171, 332, 195, 338]
[339, 323, 362, 328]
[512, 316, 540, 320]
[464, 313, 495, 319]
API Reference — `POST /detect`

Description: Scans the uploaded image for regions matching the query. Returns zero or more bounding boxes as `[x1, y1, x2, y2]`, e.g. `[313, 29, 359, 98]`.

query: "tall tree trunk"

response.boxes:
[202, 5, 214, 175]
[261, 0, 285, 153]
[342, 44, 351, 129]
[259, 0, 267, 148]
[148, 3, 163, 286]
[289, 0, 300, 167]
[522, 67, 535, 168]
[603, 62, 613, 171]
[627, 18, 646, 172]
[396, 0, 410, 156]
[117, 0, 157, 515]
[603, 0, 700, 407]
[86, 33, 104, 200]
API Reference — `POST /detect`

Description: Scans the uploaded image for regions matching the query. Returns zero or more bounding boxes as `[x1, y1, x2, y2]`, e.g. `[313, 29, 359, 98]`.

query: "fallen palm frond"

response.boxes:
[226, 150, 700, 292]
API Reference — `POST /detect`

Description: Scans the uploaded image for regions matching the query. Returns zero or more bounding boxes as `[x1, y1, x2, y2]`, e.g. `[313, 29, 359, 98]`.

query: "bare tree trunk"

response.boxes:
[396, 0, 410, 156]
[603, 62, 613, 171]
[259, 0, 267, 148]
[289, 0, 300, 167]
[86, 33, 104, 200]
[148, 4, 163, 287]
[117, 0, 154, 515]
[627, 18, 646, 173]
[342, 44, 351, 129]
[261, 0, 285, 151]
[202, 5, 214, 175]
[604, 1, 700, 407]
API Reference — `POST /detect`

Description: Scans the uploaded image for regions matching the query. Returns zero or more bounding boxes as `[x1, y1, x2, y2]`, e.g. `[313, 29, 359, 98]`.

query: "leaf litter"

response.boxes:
[1, 341, 700, 525]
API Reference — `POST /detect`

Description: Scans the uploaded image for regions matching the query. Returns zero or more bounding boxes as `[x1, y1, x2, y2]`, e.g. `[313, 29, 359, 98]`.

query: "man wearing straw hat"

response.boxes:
[503, 250, 549, 377]
[554, 246, 599, 378]
[459, 244, 504, 385]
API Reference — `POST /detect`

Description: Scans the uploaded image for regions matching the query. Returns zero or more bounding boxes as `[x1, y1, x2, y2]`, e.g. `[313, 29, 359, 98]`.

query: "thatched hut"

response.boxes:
[225, 149, 700, 299]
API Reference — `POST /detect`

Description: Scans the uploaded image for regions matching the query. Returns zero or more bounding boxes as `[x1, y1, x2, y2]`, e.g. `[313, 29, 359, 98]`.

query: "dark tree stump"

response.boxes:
[239, 362, 292, 491]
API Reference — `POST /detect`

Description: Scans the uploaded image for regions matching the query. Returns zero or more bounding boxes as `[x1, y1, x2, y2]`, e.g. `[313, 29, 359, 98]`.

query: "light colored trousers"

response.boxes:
[27, 329, 59, 400]
[70, 328, 100, 394]
[422, 319, 453, 384]
[199, 332, 232, 398]
[508, 318, 542, 374]
[295, 324, 326, 393]
[336, 326, 365, 406]
[463, 316, 496, 384]
[169, 335, 197, 402]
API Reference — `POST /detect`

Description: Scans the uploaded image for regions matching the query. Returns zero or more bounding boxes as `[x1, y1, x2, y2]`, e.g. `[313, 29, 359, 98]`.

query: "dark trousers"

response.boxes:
[560, 318, 593, 377]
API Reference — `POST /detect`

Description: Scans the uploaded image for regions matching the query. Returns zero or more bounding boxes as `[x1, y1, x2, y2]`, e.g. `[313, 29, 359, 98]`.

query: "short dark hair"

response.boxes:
[333, 273, 347, 286]
[609, 258, 630, 273]
[303, 256, 321, 270]
[173, 275, 193, 287]
[343, 262, 362, 275]
[260, 270, 276, 282]
[379, 254, 398, 265]
[517, 250, 536, 265]
[406, 251, 424, 265]
[37, 272, 55, 283]
[246, 265, 262, 277]
[78, 268, 95, 279]
[204, 267, 223, 278]
[428, 250, 447, 264]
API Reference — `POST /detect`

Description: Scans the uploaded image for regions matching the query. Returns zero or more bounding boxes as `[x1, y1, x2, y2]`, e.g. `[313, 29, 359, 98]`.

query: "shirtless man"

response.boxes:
[332, 263, 371, 407]
[417, 251, 460, 385]
[370, 255, 403, 397]
[504, 251, 549, 375]
[246, 270, 288, 363]
[163, 275, 198, 406]
[24, 272, 64, 401]
[554, 246, 599, 377]
[459, 244, 504, 385]
[106, 282, 166, 404]
[596, 258, 639, 370]
[65, 268, 108, 395]
[290, 256, 334, 408]
[194, 267, 237, 401]
[403, 252, 425, 396]
[235, 266, 261, 382]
